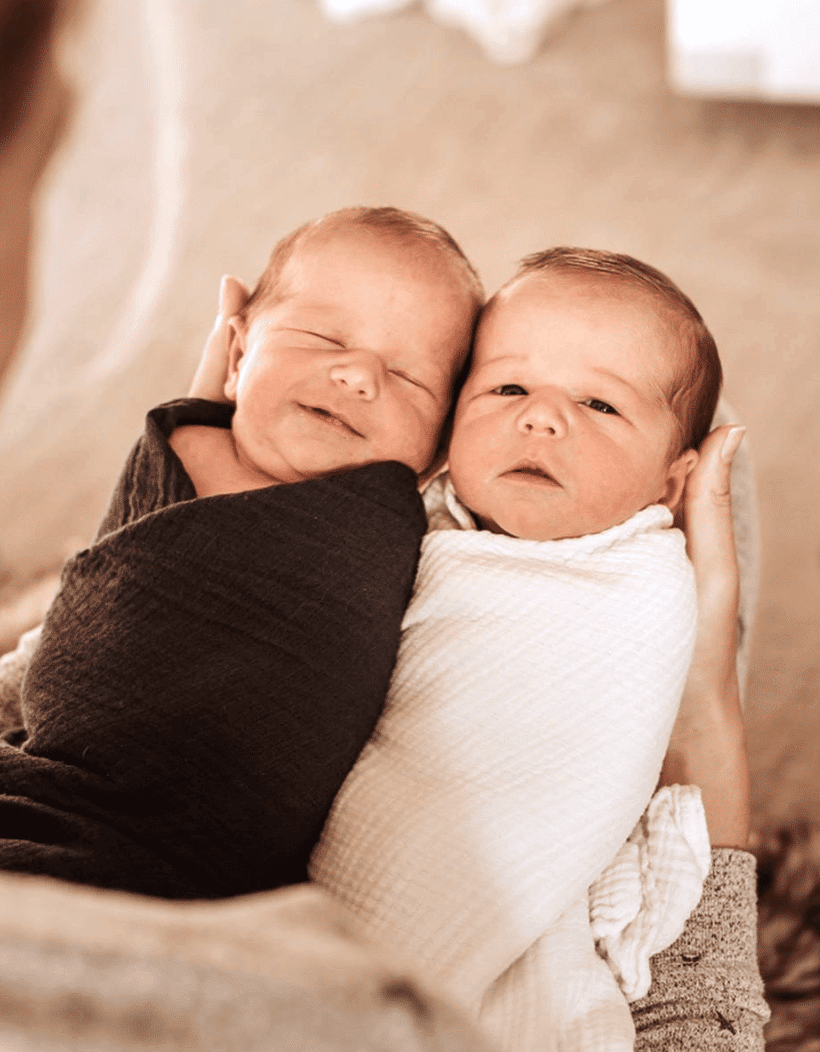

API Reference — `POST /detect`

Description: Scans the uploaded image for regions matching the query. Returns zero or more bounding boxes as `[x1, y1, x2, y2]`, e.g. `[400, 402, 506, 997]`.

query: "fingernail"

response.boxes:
[721, 425, 746, 463]
[219, 274, 228, 305]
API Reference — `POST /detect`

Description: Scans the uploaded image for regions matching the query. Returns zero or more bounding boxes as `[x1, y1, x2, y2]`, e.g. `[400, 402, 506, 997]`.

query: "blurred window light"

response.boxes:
[668, 0, 820, 102]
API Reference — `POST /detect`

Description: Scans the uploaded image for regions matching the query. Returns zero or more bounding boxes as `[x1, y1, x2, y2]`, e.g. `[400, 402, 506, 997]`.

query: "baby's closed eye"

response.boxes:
[288, 328, 346, 348]
[390, 370, 435, 399]
[391, 369, 424, 389]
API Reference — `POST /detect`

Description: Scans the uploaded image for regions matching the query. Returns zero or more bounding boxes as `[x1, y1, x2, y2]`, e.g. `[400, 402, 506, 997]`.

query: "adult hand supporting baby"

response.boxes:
[661, 424, 751, 850]
[188, 274, 249, 401]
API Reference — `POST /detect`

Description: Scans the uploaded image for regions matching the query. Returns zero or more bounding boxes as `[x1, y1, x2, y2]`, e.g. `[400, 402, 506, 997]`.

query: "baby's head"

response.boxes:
[223, 206, 483, 486]
[448, 247, 722, 541]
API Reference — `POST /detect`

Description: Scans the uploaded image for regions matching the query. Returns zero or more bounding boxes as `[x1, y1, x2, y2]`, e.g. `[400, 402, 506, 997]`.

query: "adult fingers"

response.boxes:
[189, 275, 250, 400]
[682, 424, 744, 606]
[218, 274, 249, 319]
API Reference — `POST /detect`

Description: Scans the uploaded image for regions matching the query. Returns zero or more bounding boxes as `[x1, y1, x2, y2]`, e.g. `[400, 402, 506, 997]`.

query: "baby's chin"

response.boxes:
[476, 506, 634, 542]
[475, 511, 569, 542]
[268, 454, 421, 485]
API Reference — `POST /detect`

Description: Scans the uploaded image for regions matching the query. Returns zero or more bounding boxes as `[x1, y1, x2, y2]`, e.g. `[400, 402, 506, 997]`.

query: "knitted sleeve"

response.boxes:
[631, 848, 770, 1051]
[0, 624, 38, 735]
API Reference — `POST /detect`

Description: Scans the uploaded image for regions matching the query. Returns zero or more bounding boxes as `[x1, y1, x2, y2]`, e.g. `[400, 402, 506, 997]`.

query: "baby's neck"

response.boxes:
[168, 424, 277, 497]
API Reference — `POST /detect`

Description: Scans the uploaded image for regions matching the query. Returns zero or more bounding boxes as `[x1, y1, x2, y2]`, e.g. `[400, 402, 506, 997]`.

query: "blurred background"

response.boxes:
[0, 0, 818, 832]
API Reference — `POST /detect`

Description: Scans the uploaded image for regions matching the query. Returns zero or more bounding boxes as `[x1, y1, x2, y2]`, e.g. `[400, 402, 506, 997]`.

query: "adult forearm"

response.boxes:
[660, 680, 750, 850]
[668, 423, 751, 851]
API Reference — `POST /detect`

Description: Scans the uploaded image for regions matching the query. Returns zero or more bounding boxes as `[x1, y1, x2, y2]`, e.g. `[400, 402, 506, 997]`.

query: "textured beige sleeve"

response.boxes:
[631, 848, 769, 1051]
[0, 624, 41, 734]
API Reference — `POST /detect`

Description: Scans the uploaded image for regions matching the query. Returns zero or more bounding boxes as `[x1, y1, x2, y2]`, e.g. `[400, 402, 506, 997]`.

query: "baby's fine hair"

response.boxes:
[240, 205, 484, 325]
[512, 247, 722, 453]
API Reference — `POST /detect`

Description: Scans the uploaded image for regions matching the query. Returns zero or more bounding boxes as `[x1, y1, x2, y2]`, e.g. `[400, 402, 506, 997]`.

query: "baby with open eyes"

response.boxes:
[310, 247, 723, 1052]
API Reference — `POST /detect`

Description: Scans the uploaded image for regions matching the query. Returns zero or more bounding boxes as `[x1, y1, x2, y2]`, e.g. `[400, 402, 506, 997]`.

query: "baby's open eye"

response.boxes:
[492, 384, 527, 396]
[583, 398, 618, 415]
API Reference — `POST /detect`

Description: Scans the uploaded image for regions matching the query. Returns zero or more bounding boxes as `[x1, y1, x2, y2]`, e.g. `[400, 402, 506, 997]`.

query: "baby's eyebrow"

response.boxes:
[476, 353, 520, 367]
[466, 357, 518, 380]
[592, 367, 666, 407]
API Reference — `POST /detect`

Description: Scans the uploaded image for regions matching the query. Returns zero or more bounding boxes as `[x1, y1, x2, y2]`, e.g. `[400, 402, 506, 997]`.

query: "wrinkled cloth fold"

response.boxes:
[0, 399, 427, 900]
[479, 787, 711, 1051]
[590, 783, 712, 1003]
[312, 470, 699, 1050]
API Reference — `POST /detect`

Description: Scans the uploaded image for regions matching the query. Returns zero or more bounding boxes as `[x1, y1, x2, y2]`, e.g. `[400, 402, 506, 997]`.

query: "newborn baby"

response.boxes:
[0, 206, 481, 900]
[311, 247, 721, 1052]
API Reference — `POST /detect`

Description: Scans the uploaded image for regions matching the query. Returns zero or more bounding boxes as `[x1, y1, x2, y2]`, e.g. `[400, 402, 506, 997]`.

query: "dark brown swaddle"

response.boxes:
[0, 400, 426, 899]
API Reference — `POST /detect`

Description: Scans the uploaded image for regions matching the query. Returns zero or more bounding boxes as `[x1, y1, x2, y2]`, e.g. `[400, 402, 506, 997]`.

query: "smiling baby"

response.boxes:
[0, 206, 483, 900]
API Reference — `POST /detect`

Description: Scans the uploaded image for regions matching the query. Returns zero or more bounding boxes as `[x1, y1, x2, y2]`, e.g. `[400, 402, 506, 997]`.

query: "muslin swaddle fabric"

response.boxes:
[312, 470, 707, 1050]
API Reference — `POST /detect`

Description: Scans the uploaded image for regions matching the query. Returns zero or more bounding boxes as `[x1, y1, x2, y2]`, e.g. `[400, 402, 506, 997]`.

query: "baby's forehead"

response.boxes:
[296, 220, 441, 268]
[284, 223, 476, 308]
[474, 271, 687, 384]
[490, 269, 682, 342]
[497, 267, 664, 313]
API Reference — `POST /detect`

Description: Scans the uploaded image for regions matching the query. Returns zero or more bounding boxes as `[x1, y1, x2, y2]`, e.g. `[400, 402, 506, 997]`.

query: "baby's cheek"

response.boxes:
[586, 467, 647, 527]
[447, 457, 485, 522]
[402, 406, 442, 470]
[398, 433, 429, 473]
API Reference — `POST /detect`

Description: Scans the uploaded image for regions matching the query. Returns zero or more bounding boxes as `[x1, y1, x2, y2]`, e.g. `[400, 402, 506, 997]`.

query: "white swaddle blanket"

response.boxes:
[311, 473, 705, 1050]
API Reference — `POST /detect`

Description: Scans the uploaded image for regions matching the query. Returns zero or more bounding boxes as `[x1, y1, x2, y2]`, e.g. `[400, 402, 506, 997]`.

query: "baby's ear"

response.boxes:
[661, 447, 699, 514]
[223, 316, 248, 402]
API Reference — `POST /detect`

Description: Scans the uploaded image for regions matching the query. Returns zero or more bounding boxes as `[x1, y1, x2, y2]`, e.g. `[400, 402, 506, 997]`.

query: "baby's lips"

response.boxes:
[302, 401, 365, 438]
[504, 457, 561, 485]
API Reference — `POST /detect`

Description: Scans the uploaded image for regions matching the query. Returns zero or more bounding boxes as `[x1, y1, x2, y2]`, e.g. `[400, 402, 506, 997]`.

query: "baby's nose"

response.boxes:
[516, 390, 570, 438]
[329, 354, 381, 400]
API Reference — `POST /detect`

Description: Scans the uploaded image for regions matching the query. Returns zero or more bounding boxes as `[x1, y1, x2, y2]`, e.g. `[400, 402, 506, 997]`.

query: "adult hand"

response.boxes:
[661, 425, 751, 849]
[188, 275, 249, 401]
